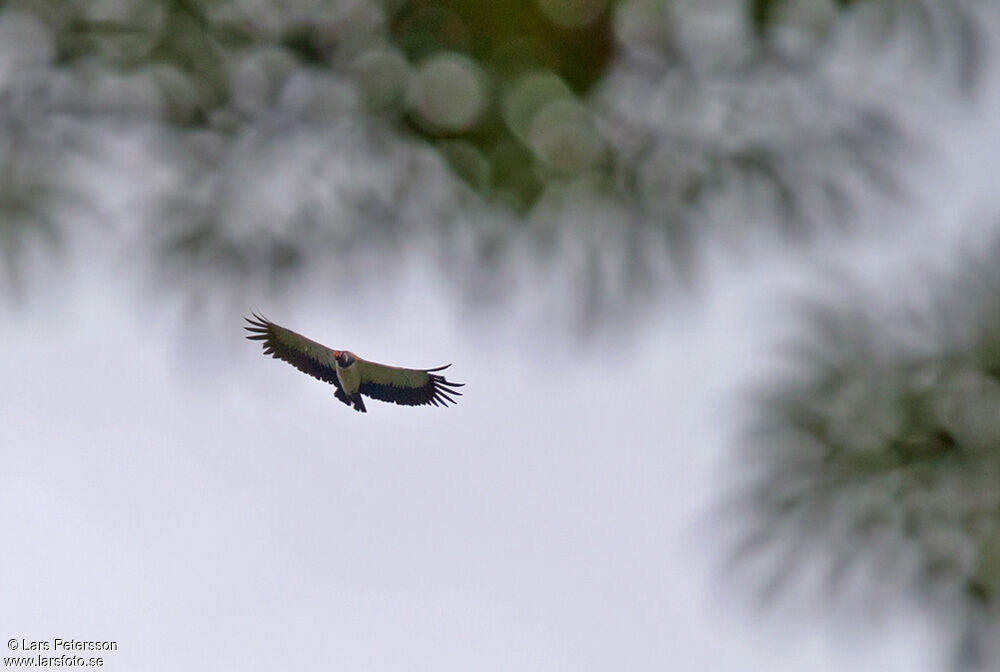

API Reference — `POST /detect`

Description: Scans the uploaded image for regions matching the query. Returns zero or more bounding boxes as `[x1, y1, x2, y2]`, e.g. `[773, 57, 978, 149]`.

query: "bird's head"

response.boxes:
[333, 350, 355, 367]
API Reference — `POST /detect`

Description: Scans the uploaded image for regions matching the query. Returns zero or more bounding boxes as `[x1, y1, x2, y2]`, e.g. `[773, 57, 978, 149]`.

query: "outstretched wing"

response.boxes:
[244, 312, 343, 392]
[356, 358, 464, 407]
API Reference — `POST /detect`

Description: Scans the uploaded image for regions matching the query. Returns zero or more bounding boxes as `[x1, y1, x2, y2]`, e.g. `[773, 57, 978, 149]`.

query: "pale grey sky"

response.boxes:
[0, 247, 945, 671]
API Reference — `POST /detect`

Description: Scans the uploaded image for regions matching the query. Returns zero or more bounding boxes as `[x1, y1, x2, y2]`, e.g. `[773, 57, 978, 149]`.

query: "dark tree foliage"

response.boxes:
[750, 0, 860, 35]
[729, 238, 1000, 669]
[1, 0, 962, 321]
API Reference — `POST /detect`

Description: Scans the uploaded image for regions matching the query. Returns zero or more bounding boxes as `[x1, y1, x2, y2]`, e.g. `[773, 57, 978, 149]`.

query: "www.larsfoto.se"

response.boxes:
[4, 654, 106, 668]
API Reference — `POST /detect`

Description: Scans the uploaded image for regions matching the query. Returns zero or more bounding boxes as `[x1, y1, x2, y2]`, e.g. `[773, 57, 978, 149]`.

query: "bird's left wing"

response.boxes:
[356, 358, 464, 407]
[244, 313, 344, 391]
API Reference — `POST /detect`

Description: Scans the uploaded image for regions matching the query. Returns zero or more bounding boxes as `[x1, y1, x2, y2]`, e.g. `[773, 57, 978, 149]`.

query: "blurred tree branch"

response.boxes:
[728, 238, 1000, 668]
[0, 0, 985, 327]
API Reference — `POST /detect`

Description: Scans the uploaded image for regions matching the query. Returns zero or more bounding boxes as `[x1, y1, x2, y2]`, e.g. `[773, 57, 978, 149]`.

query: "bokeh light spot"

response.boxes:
[408, 52, 488, 132]
[528, 98, 604, 173]
[502, 70, 574, 141]
[352, 46, 411, 111]
[613, 0, 670, 51]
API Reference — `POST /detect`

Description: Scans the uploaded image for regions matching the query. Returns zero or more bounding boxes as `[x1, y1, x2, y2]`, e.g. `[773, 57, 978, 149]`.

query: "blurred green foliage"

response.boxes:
[730, 245, 1000, 668]
[749, 0, 861, 34]
[388, 0, 612, 207]
[0, 0, 980, 321]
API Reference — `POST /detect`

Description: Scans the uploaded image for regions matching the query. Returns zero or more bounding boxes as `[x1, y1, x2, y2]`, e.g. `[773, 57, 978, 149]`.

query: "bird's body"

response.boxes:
[244, 314, 463, 413]
[332, 351, 366, 412]
[334, 353, 361, 392]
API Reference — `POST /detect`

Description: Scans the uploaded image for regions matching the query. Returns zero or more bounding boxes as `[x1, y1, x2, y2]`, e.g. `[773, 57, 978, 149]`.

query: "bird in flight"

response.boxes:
[244, 313, 464, 413]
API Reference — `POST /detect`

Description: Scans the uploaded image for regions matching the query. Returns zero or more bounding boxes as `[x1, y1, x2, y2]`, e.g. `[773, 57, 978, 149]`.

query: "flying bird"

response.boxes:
[244, 313, 463, 413]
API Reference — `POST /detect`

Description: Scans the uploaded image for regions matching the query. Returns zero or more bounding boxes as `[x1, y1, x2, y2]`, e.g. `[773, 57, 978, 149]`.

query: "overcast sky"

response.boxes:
[0, 237, 960, 671]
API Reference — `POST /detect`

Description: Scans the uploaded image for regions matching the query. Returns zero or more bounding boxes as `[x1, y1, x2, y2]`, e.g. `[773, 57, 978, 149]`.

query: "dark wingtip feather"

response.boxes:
[244, 314, 268, 327]
[245, 311, 274, 340]
[245, 311, 271, 326]
[246, 315, 264, 347]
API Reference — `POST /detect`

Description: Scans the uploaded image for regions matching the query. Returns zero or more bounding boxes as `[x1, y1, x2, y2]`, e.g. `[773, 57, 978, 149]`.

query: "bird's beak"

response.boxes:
[333, 350, 341, 358]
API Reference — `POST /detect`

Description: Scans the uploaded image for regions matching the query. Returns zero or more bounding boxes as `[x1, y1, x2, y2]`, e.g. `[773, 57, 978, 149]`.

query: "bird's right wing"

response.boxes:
[356, 358, 464, 407]
[244, 313, 344, 391]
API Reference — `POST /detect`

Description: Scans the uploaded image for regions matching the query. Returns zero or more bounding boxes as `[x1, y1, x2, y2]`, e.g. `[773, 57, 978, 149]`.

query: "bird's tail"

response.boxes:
[333, 387, 368, 413]
[334, 386, 366, 413]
